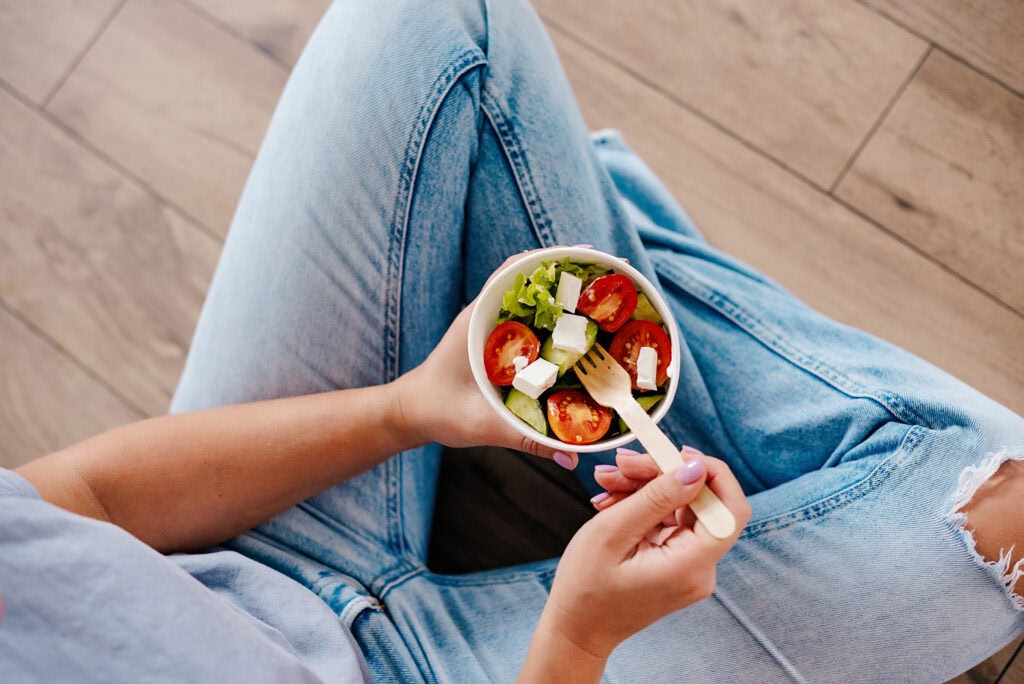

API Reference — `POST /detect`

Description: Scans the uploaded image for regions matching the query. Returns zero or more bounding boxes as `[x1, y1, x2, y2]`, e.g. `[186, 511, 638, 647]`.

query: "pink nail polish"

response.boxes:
[553, 451, 576, 470]
[590, 491, 612, 505]
[572, 243, 594, 249]
[594, 464, 618, 473]
[616, 447, 641, 456]
[675, 459, 706, 484]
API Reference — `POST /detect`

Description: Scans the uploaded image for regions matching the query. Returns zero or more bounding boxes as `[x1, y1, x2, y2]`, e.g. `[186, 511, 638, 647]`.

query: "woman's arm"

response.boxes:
[16, 302, 574, 553]
[17, 385, 416, 553]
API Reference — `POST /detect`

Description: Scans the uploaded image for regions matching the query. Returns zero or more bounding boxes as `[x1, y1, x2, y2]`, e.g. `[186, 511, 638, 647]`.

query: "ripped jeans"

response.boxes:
[170, 0, 1024, 680]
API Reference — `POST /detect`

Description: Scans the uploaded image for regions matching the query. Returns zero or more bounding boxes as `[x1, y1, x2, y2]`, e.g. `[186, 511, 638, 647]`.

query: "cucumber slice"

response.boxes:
[630, 292, 664, 324]
[505, 388, 547, 436]
[540, 320, 599, 376]
[617, 393, 665, 433]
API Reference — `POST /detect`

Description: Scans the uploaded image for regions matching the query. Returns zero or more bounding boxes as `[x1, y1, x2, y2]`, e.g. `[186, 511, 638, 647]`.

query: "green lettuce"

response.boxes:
[497, 258, 610, 331]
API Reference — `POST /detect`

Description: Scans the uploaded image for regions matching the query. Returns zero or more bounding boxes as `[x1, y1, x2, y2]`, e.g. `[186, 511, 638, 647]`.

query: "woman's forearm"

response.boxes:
[17, 383, 423, 552]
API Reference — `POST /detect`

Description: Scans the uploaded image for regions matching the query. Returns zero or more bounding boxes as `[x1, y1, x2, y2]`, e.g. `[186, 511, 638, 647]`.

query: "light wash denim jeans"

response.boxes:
[171, 0, 1024, 680]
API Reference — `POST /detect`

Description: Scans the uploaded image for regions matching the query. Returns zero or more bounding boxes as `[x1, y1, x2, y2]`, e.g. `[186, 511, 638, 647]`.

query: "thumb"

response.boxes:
[602, 457, 707, 542]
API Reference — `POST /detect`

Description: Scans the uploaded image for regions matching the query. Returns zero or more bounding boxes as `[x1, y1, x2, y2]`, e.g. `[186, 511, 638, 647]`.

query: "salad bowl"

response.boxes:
[468, 247, 682, 453]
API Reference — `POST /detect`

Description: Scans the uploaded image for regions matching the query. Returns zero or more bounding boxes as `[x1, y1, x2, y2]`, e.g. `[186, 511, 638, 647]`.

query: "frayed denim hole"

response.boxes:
[948, 448, 1024, 612]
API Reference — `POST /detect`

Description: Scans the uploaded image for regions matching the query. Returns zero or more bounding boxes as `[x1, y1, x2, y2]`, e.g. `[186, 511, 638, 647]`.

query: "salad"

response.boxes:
[482, 258, 672, 445]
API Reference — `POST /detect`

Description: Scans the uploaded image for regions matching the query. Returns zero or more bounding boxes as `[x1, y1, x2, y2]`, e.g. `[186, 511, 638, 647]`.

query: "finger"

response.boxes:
[594, 466, 648, 493]
[517, 435, 579, 470]
[597, 458, 709, 548]
[614, 449, 661, 481]
[590, 490, 629, 511]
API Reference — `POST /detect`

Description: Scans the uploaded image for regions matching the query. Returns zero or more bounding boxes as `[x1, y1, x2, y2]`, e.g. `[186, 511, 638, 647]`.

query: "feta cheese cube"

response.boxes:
[555, 272, 583, 313]
[512, 358, 560, 399]
[512, 355, 530, 373]
[551, 313, 590, 354]
[636, 346, 659, 391]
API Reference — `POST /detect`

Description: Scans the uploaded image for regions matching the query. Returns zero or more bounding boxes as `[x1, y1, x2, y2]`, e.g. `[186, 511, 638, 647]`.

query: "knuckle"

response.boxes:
[639, 480, 678, 514]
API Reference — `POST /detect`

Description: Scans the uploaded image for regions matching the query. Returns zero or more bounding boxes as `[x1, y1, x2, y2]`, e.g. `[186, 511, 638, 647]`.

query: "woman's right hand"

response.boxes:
[519, 449, 750, 681]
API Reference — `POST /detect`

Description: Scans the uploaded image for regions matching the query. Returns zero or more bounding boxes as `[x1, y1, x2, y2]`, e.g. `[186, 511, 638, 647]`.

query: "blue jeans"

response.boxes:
[171, 0, 1024, 680]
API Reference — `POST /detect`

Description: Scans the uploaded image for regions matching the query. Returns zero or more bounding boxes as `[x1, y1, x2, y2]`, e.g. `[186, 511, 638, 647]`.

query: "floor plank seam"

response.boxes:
[853, 0, 1024, 102]
[174, 0, 296, 71]
[827, 45, 932, 194]
[0, 76, 226, 247]
[540, 15, 832, 195]
[40, 0, 129, 110]
[0, 300, 150, 422]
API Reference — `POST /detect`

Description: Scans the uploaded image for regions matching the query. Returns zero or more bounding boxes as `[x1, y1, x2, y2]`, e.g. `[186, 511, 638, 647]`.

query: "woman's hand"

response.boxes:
[521, 448, 750, 680]
[394, 253, 580, 468]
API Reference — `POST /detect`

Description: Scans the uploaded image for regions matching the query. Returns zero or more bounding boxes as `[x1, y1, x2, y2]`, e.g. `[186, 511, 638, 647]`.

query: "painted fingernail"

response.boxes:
[553, 451, 577, 471]
[616, 447, 642, 456]
[594, 464, 618, 473]
[675, 458, 706, 484]
[572, 243, 594, 249]
[681, 445, 705, 457]
[590, 491, 612, 505]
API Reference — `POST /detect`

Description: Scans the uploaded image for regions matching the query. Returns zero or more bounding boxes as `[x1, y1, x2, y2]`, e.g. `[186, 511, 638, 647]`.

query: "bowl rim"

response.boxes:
[467, 247, 681, 453]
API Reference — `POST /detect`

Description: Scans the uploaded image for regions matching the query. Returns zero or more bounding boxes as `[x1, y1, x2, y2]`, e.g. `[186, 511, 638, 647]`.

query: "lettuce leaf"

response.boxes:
[497, 258, 610, 331]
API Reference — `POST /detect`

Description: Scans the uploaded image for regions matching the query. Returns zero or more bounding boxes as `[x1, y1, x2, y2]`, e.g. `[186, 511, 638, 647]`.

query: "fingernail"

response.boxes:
[572, 243, 594, 249]
[553, 451, 576, 471]
[675, 458, 706, 484]
[590, 491, 612, 505]
[681, 445, 705, 457]
[616, 447, 641, 456]
[594, 464, 618, 473]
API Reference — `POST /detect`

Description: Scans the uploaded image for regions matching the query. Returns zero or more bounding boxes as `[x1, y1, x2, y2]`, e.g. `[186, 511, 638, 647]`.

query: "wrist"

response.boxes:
[389, 370, 430, 447]
[520, 608, 612, 683]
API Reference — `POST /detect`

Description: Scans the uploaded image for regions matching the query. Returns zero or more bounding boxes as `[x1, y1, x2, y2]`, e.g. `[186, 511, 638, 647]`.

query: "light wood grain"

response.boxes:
[549, 29, 1024, 417]
[0, 0, 119, 104]
[0, 306, 141, 469]
[186, 0, 332, 67]
[860, 0, 1024, 96]
[836, 51, 1024, 315]
[0, 86, 220, 416]
[47, 0, 287, 235]
[533, 0, 926, 188]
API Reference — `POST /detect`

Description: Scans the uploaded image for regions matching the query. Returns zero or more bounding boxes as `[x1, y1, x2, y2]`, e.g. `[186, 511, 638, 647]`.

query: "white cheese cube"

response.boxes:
[512, 355, 530, 373]
[512, 358, 560, 399]
[636, 346, 659, 391]
[551, 313, 590, 354]
[555, 272, 583, 313]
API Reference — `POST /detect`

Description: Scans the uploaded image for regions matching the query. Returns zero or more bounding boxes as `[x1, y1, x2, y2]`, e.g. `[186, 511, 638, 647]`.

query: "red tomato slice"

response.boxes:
[576, 274, 638, 333]
[608, 320, 672, 391]
[483, 321, 540, 386]
[546, 390, 612, 444]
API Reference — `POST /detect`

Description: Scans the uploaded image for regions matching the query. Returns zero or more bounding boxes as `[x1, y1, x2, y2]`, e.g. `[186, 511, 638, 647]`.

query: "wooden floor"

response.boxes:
[1, 1, 1022, 681]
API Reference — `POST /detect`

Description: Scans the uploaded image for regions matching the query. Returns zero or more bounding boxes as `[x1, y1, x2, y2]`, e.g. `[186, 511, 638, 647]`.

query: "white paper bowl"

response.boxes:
[468, 247, 681, 453]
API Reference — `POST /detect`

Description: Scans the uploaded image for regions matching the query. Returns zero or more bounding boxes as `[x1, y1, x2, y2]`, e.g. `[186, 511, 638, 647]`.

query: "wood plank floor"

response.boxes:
[1, 1, 1021, 680]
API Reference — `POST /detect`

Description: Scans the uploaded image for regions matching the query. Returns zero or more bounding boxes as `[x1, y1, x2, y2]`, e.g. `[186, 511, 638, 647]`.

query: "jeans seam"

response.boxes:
[742, 425, 926, 537]
[658, 258, 932, 428]
[479, 92, 557, 248]
[382, 48, 487, 558]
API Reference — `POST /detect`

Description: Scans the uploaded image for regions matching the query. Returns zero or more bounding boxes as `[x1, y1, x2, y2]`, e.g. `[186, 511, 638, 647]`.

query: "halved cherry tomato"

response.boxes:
[576, 274, 638, 333]
[546, 389, 612, 444]
[608, 320, 672, 391]
[484, 321, 540, 386]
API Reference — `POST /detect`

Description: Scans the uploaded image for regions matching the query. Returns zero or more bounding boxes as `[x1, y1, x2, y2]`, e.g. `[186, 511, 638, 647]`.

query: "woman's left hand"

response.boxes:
[394, 258, 578, 468]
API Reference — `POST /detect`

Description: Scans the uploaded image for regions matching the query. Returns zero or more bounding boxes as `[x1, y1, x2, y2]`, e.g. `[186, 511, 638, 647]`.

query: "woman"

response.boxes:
[3, 0, 1022, 681]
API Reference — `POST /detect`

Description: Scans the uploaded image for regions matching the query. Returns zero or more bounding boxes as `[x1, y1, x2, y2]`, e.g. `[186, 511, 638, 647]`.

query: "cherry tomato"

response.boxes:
[546, 390, 612, 444]
[483, 321, 540, 386]
[576, 274, 638, 333]
[608, 320, 672, 391]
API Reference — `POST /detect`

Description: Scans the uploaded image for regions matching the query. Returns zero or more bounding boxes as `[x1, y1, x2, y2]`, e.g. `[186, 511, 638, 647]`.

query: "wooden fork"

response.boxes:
[575, 344, 736, 539]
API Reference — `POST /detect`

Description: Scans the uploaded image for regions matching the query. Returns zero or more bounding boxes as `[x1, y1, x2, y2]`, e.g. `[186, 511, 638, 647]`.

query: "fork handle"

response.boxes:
[617, 401, 737, 539]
